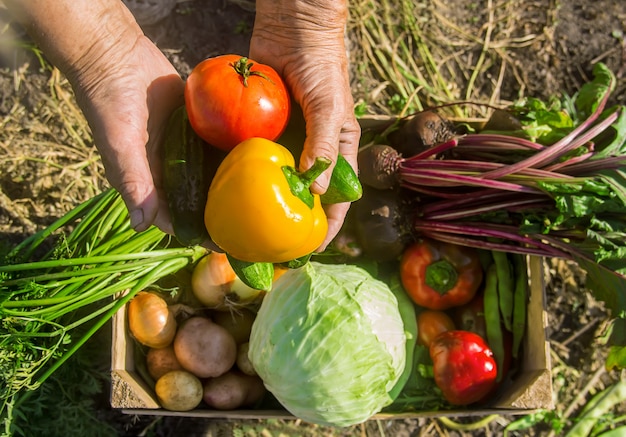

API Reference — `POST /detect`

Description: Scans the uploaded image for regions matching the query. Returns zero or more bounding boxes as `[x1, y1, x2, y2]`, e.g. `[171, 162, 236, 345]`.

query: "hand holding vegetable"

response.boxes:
[5, 0, 360, 246]
[250, 0, 361, 249]
[4, 0, 184, 234]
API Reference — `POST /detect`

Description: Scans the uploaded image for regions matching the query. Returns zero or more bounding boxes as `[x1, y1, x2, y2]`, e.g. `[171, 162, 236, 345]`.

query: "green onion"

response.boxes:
[0, 188, 207, 420]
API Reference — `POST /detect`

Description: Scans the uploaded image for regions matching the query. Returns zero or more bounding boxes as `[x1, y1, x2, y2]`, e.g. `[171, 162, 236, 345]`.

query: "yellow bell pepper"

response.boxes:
[204, 137, 329, 263]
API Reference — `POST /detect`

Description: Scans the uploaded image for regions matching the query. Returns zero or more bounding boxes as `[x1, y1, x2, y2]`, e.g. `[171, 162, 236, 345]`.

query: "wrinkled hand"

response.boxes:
[68, 36, 184, 234]
[4, 0, 185, 234]
[250, 0, 361, 251]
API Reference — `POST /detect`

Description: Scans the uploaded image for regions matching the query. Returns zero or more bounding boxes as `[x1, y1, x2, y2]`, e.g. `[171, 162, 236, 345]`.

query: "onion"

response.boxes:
[127, 291, 177, 348]
[191, 252, 262, 310]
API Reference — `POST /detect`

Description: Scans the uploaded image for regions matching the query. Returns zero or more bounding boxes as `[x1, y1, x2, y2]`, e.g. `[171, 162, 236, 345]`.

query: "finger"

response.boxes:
[299, 90, 344, 194]
[97, 130, 160, 233]
[317, 201, 351, 252]
[336, 101, 361, 171]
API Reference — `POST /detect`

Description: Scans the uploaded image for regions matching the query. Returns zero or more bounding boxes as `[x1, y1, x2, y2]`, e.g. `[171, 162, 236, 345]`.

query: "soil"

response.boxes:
[1, 0, 625, 436]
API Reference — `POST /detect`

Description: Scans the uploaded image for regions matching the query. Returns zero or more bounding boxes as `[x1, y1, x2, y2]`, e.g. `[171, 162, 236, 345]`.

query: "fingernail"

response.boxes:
[130, 209, 144, 231]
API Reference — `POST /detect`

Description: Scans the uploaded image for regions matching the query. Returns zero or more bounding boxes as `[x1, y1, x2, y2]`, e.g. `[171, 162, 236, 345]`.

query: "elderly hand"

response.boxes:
[5, 0, 184, 234]
[250, 0, 361, 250]
[69, 36, 184, 234]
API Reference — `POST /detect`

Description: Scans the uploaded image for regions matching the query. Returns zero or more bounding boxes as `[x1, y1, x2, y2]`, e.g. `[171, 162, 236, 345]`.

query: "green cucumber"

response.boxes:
[163, 106, 217, 246]
[226, 254, 274, 292]
[321, 154, 363, 204]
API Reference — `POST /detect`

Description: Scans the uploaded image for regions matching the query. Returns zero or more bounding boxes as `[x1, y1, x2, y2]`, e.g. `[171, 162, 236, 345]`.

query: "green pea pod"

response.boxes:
[511, 254, 528, 359]
[492, 250, 514, 331]
[321, 154, 363, 204]
[226, 254, 274, 292]
[484, 263, 505, 382]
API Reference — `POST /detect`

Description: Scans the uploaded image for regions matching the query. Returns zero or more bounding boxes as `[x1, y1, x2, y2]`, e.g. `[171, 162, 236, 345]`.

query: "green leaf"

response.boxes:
[575, 63, 616, 119]
[593, 108, 626, 158]
[226, 255, 274, 292]
[573, 255, 626, 315]
[509, 96, 575, 143]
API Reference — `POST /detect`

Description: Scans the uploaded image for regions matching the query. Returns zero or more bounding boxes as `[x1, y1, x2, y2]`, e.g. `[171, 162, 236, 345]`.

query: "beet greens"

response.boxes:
[371, 63, 626, 369]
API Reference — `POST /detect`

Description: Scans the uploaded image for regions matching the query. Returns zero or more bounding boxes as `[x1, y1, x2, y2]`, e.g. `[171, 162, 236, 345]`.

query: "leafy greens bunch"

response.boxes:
[0, 188, 206, 433]
[391, 63, 626, 369]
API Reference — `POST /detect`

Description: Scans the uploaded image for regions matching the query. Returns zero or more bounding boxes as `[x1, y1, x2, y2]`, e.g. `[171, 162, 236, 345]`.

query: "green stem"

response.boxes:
[0, 247, 197, 274]
[282, 156, 332, 209]
[439, 415, 500, 431]
[64, 194, 128, 256]
[230, 57, 272, 87]
[424, 259, 459, 294]
[6, 189, 115, 261]
[13, 256, 190, 409]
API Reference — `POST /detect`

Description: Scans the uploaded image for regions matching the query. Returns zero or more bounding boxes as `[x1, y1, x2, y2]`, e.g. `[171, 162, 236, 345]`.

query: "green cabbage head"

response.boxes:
[248, 262, 406, 427]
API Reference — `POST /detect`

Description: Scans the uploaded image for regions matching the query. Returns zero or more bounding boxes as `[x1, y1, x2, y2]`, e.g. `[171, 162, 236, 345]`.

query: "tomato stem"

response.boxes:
[231, 57, 272, 87]
[425, 259, 459, 295]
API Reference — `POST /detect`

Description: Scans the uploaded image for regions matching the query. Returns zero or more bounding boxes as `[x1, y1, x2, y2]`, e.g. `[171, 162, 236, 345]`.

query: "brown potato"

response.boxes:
[146, 345, 183, 380]
[173, 316, 237, 378]
[243, 375, 266, 406]
[235, 342, 257, 376]
[203, 370, 265, 410]
[155, 370, 203, 412]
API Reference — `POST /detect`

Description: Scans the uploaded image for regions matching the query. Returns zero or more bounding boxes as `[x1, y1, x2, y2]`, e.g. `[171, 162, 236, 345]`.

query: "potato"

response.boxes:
[243, 374, 266, 406]
[146, 345, 183, 380]
[173, 316, 237, 378]
[203, 370, 265, 410]
[212, 309, 256, 344]
[155, 370, 203, 411]
[235, 342, 257, 376]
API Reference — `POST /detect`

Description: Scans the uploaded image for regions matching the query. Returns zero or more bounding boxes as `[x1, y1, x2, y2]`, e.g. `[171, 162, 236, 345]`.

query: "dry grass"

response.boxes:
[348, 0, 554, 121]
[0, 36, 106, 238]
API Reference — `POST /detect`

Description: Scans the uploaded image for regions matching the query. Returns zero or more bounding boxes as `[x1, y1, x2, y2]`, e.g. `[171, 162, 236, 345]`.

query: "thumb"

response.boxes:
[100, 137, 163, 233]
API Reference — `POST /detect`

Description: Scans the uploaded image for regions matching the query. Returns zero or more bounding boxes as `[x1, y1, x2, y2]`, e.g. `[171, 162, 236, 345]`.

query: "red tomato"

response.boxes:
[429, 330, 498, 405]
[416, 310, 456, 347]
[400, 239, 483, 310]
[184, 54, 291, 151]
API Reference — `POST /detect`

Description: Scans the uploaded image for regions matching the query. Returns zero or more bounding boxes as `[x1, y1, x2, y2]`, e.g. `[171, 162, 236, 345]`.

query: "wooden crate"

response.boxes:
[110, 255, 553, 419]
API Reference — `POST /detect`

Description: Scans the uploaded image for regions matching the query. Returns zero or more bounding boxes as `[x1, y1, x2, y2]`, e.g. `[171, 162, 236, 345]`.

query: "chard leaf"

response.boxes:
[597, 169, 626, 204]
[592, 108, 626, 158]
[510, 97, 574, 144]
[574, 63, 615, 119]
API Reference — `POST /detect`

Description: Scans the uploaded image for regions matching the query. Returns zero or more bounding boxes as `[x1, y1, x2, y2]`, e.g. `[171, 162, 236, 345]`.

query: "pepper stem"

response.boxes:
[282, 157, 332, 209]
[425, 259, 459, 295]
[231, 57, 272, 87]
